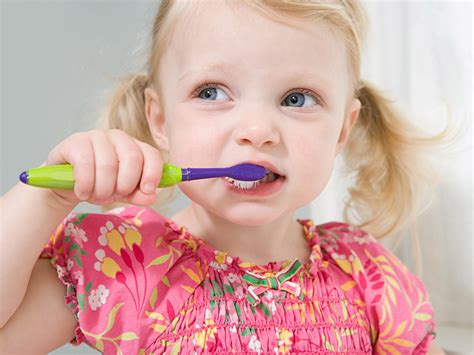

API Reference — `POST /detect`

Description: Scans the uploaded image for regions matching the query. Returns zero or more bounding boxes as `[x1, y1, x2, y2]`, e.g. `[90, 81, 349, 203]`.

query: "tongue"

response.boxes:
[261, 174, 279, 183]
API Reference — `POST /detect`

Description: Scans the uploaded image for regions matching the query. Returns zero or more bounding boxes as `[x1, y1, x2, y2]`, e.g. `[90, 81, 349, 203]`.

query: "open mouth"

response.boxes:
[224, 170, 284, 190]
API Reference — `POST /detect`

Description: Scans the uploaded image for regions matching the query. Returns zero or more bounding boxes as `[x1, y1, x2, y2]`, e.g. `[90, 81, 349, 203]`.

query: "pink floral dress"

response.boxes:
[40, 205, 436, 354]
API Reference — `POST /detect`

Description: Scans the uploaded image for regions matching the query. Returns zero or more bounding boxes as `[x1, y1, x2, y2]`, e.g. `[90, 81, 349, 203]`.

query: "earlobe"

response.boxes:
[144, 87, 169, 151]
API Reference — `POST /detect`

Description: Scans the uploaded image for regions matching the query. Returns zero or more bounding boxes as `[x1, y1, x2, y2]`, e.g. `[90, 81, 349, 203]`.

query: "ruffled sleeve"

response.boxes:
[317, 222, 437, 354]
[39, 205, 205, 353]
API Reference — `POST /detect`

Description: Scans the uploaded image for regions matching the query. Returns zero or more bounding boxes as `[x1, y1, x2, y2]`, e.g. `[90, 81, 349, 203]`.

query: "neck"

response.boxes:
[171, 203, 310, 265]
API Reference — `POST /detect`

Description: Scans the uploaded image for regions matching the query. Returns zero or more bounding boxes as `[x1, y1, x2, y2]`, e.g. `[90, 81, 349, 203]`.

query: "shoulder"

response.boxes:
[316, 221, 437, 352]
[42, 205, 191, 262]
[39, 205, 205, 352]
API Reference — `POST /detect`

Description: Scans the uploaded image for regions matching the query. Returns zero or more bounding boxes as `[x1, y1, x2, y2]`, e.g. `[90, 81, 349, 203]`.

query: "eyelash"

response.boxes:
[190, 81, 323, 105]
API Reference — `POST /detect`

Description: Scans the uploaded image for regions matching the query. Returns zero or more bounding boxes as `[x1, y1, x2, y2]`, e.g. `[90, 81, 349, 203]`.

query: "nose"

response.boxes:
[232, 109, 281, 148]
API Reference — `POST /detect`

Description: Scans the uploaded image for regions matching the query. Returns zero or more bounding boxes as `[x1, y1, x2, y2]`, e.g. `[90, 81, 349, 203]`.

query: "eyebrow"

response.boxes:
[178, 63, 333, 99]
[178, 63, 239, 82]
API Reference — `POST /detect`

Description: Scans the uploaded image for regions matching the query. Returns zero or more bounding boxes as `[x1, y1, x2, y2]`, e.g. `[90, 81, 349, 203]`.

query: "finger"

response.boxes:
[120, 185, 157, 206]
[47, 132, 95, 201]
[107, 129, 143, 197]
[89, 130, 118, 201]
[134, 140, 163, 195]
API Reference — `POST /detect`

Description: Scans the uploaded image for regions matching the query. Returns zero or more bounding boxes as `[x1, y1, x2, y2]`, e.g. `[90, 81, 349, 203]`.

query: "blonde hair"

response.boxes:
[96, 0, 461, 272]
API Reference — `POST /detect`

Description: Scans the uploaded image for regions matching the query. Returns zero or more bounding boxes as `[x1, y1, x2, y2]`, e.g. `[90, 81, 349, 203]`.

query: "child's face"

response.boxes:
[146, 1, 360, 225]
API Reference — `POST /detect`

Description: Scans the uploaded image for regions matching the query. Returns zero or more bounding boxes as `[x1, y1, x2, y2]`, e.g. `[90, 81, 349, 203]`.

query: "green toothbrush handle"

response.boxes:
[21, 163, 182, 189]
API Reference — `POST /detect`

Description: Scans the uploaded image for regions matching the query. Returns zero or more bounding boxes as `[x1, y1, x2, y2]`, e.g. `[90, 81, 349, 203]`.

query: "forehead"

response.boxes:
[160, 1, 348, 89]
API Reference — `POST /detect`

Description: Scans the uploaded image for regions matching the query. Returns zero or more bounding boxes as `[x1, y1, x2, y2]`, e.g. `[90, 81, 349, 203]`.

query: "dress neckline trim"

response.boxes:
[163, 217, 324, 274]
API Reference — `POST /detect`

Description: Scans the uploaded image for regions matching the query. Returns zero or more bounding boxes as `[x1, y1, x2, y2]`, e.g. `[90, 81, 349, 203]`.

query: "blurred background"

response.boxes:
[1, 0, 472, 354]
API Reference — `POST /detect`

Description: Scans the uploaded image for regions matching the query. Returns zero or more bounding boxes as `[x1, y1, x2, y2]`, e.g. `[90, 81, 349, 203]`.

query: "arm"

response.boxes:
[0, 259, 78, 353]
[0, 182, 77, 327]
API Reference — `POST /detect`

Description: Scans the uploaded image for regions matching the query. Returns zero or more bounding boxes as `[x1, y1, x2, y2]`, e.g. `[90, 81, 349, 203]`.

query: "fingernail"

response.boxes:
[143, 183, 156, 194]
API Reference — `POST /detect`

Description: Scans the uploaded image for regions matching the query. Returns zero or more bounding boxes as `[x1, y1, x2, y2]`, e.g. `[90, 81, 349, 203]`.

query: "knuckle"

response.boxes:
[124, 150, 143, 164]
[116, 184, 134, 196]
[89, 129, 106, 139]
[107, 128, 127, 139]
[96, 160, 117, 172]
[70, 131, 85, 140]
[90, 128, 104, 134]
[73, 153, 93, 167]
[74, 183, 92, 200]
[94, 191, 111, 201]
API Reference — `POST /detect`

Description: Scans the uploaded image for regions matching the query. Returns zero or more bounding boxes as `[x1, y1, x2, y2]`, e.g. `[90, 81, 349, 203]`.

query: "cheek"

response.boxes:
[166, 117, 222, 166]
[289, 131, 338, 202]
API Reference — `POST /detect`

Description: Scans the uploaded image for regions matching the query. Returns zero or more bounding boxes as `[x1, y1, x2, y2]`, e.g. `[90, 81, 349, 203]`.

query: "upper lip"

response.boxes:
[235, 160, 285, 176]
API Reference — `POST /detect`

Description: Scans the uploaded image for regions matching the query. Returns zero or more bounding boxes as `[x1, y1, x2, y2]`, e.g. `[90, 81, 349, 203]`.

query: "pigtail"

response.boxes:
[95, 73, 178, 214]
[342, 79, 458, 262]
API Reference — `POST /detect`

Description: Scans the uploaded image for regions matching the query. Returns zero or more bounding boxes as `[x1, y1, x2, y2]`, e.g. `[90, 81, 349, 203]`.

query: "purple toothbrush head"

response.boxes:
[227, 163, 267, 181]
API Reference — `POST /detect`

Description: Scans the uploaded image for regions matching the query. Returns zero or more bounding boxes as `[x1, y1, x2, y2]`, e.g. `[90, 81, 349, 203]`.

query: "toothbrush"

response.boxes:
[19, 163, 267, 189]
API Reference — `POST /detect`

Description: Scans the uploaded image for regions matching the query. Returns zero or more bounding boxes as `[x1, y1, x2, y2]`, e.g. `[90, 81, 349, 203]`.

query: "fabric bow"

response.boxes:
[242, 259, 303, 306]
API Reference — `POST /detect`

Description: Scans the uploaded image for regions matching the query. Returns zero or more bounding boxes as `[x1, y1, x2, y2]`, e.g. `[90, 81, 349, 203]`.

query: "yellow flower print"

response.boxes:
[194, 308, 217, 349]
[215, 250, 227, 264]
[276, 327, 293, 353]
[124, 228, 142, 250]
[98, 221, 143, 255]
[81, 303, 138, 353]
[101, 257, 122, 278]
[332, 251, 363, 276]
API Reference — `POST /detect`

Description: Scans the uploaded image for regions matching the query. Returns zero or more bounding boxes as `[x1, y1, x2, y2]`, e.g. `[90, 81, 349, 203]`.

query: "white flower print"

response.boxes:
[95, 249, 105, 261]
[249, 334, 262, 352]
[64, 222, 76, 237]
[268, 300, 277, 315]
[94, 249, 106, 272]
[353, 234, 369, 245]
[209, 260, 228, 271]
[72, 270, 84, 285]
[218, 302, 226, 318]
[88, 284, 109, 311]
[320, 236, 338, 251]
[118, 223, 138, 235]
[98, 221, 115, 246]
[66, 259, 74, 271]
[226, 272, 239, 283]
[64, 222, 88, 247]
[205, 308, 212, 320]
[263, 290, 274, 302]
[331, 252, 346, 261]
[229, 311, 239, 324]
[263, 291, 277, 315]
[56, 265, 66, 279]
[234, 286, 245, 300]
[331, 252, 355, 263]
[72, 228, 87, 246]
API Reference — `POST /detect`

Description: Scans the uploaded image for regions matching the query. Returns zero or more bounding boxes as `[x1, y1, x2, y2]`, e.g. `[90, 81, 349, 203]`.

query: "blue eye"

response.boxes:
[197, 86, 229, 101]
[282, 91, 318, 107]
[192, 83, 320, 107]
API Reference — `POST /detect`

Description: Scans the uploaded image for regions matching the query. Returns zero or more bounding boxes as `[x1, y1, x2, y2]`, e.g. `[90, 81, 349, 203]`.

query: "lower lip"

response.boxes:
[222, 176, 286, 197]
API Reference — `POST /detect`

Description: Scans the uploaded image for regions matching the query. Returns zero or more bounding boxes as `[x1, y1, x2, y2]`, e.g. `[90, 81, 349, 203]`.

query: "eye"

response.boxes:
[282, 90, 320, 107]
[194, 84, 229, 101]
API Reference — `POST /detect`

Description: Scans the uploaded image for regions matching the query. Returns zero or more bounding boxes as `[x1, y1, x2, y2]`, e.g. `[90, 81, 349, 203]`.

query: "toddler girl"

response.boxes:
[1, 0, 452, 353]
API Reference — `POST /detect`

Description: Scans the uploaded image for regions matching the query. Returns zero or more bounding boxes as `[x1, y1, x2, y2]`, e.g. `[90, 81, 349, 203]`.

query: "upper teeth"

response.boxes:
[225, 172, 277, 184]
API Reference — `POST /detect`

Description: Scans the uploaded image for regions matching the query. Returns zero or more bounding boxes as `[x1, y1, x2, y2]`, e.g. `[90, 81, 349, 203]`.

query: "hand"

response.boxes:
[44, 129, 163, 207]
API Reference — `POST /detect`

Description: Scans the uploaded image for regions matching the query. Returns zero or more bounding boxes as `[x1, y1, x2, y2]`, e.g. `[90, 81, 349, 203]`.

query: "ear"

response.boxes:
[336, 98, 361, 155]
[144, 87, 169, 151]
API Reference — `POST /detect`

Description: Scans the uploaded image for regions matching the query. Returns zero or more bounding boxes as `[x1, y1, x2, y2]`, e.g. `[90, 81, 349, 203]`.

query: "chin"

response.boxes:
[213, 204, 286, 226]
